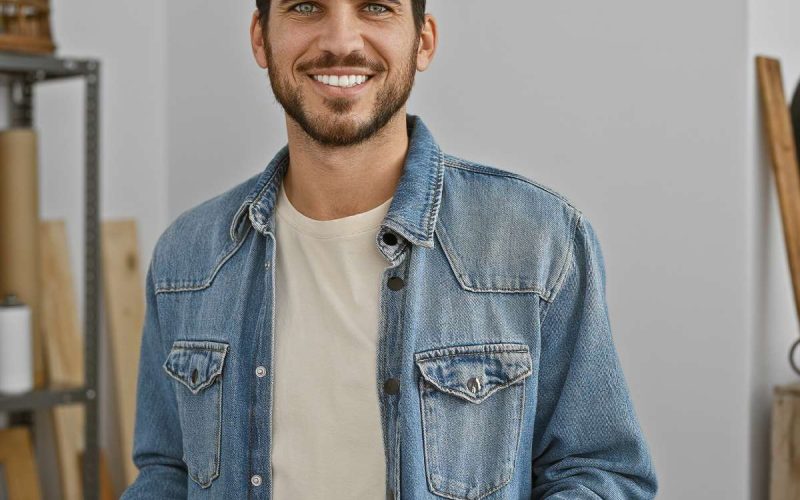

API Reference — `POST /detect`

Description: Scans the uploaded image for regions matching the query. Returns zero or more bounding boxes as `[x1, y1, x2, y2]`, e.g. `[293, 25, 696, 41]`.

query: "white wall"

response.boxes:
[39, 0, 168, 318]
[164, 1, 287, 216]
[747, 0, 800, 497]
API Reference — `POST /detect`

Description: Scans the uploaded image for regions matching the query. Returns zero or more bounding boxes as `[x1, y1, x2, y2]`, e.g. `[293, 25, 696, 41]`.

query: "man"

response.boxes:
[122, 1, 658, 498]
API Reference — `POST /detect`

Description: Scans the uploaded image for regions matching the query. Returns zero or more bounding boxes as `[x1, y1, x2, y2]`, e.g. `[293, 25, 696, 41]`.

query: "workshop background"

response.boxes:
[0, 0, 798, 498]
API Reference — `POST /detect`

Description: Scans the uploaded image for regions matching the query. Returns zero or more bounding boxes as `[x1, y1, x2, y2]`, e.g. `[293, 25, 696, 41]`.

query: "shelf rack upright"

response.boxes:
[0, 52, 101, 500]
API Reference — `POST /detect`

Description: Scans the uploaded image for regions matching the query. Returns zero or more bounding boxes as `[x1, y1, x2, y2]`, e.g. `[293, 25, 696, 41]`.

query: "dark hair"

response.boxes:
[256, 0, 427, 34]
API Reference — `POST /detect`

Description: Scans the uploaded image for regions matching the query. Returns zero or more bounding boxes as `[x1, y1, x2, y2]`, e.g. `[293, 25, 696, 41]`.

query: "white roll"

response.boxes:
[0, 295, 33, 394]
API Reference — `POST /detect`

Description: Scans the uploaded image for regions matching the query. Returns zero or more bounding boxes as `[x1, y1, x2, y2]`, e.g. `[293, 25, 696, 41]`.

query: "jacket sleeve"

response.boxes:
[120, 258, 187, 499]
[530, 213, 657, 499]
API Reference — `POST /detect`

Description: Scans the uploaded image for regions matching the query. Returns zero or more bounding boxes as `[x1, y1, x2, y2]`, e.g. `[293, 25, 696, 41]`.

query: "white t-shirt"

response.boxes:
[271, 182, 393, 499]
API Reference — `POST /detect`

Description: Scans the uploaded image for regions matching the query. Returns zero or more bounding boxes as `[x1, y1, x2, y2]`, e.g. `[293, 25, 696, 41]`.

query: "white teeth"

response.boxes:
[312, 74, 370, 88]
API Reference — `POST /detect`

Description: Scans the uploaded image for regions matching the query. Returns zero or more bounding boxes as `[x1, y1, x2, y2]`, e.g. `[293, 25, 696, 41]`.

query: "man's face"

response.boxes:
[262, 1, 421, 147]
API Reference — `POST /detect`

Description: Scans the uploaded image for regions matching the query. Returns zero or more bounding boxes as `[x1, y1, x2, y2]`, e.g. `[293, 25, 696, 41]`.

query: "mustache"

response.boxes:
[296, 52, 386, 73]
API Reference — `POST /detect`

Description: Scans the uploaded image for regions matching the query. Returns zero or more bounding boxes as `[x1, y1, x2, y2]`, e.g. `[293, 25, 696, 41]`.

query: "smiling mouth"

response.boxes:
[309, 74, 373, 88]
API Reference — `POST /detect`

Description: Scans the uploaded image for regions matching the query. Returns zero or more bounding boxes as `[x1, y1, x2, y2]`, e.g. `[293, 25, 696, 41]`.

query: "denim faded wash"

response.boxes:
[121, 114, 657, 499]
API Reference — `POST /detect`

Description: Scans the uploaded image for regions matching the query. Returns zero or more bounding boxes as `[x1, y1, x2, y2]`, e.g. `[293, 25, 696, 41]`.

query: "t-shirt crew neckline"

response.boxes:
[275, 183, 394, 239]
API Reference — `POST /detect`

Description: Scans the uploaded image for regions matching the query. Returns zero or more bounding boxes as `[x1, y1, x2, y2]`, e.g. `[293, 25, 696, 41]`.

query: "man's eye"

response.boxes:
[292, 2, 319, 15]
[364, 3, 389, 14]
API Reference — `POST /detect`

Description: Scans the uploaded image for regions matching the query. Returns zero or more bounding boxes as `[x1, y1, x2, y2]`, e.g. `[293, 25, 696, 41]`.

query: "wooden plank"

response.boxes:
[100, 219, 144, 486]
[0, 426, 42, 500]
[757, 56, 800, 326]
[771, 384, 800, 499]
[38, 220, 84, 500]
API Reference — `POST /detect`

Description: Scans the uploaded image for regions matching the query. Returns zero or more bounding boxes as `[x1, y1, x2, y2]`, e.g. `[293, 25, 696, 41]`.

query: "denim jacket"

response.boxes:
[121, 114, 657, 500]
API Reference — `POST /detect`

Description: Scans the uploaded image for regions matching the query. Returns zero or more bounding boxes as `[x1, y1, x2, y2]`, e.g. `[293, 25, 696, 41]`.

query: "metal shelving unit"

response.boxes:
[0, 52, 100, 500]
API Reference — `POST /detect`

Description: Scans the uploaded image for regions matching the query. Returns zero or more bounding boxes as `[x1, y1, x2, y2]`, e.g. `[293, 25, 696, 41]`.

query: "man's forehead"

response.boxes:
[275, 0, 404, 6]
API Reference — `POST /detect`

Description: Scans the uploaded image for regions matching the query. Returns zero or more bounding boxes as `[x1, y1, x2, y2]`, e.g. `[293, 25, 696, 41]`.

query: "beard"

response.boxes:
[265, 36, 419, 147]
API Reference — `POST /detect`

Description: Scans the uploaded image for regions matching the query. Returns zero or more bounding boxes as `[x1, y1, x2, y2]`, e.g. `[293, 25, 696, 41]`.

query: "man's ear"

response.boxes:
[250, 9, 269, 69]
[416, 13, 438, 72]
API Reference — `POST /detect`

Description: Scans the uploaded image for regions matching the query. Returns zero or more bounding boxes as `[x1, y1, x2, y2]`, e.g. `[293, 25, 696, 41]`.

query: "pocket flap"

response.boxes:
[163, 340, 230, 394]
[414, 342, 532, 404]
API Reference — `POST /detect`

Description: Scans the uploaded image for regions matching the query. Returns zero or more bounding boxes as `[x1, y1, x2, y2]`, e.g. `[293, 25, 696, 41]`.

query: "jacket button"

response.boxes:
[191, 369, 198, 384]
[255, 366, 267, 378]
[251, 474, 262, 486]
[387, 276, 405, 290]
[382, 231, 398, 245]
[384, 378, 400, 395]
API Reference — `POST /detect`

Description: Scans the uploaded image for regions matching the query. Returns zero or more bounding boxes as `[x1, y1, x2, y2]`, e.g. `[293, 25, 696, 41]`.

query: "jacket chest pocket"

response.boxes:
[163, 340, 229, 489]
[415, 342, 533, 500]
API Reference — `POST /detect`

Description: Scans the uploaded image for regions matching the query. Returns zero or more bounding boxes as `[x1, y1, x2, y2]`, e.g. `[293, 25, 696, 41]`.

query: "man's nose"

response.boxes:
[315, 10, 365, 58]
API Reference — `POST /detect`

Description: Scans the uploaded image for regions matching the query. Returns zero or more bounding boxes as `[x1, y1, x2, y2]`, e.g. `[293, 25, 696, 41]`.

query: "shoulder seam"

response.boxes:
[442, 154, 578, 210]
[543, 209, 583, 311]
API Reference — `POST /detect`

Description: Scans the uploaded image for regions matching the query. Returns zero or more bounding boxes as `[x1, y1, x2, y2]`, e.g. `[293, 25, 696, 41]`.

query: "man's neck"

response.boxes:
[281, 110, 408, 221]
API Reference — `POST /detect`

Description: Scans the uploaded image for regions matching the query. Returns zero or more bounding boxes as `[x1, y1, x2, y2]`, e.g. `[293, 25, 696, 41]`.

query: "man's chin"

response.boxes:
[306, 125, 371, 147]
[295, 111, 375, 145]
[283, 94, 405, 146]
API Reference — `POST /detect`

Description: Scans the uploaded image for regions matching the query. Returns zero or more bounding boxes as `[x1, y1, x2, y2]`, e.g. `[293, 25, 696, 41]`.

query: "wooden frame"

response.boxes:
[101, 219, 144, 486]
[756, 56, 800, 325]
[758, 55, 800, 499]
[0, 426, 42, 500]
[39, 220, 85, 500]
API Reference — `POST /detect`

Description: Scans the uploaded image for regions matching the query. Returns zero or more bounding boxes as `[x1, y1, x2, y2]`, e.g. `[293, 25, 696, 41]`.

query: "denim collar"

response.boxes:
[229, 113, 445, 256]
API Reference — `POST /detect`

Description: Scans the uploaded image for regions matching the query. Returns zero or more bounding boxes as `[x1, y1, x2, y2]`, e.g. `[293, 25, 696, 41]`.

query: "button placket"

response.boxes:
[378, 244, 411, 500]
[248, 237, 277, 498]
